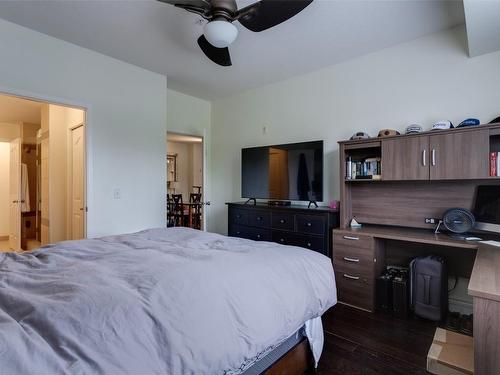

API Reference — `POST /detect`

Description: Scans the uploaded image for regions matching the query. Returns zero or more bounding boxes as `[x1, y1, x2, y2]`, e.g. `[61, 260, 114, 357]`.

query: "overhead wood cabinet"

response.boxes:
[381, 129, 490, 181]
[382, 136, 429, 180]
[428, 129, 489, 180]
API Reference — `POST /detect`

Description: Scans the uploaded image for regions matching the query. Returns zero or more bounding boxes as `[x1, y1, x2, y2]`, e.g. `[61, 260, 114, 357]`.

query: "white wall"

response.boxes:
[0, 142, 9, 237]
[0, 19, 168, 238]
[210, 26, 500, 234]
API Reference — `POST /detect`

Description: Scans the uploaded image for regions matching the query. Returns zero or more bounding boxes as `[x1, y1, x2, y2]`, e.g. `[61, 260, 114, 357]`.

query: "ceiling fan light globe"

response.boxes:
[203, 20, 238, 48]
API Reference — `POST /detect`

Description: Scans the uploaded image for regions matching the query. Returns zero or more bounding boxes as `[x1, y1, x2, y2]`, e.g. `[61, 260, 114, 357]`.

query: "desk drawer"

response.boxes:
[332, 255, 374, 279]
[229, 209, 250, 226]
[333, 232, 374, 251]
[334, 264, 374, 311]
[250, 211, 271, 228]
[272, 212, 294, 230]
[296, 214, 325, 235]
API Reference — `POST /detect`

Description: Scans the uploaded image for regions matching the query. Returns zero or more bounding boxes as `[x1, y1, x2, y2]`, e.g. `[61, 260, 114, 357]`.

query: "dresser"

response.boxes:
[227, 202, 339, 257]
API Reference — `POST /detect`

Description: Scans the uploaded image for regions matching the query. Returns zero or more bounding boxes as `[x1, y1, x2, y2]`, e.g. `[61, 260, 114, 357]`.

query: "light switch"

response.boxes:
[113, 188, 121, 199]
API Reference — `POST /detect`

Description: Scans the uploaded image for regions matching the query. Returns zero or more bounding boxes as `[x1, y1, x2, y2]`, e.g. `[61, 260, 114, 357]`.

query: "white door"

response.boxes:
[9, 138, 21, 251]
[70, 125, 85, 240]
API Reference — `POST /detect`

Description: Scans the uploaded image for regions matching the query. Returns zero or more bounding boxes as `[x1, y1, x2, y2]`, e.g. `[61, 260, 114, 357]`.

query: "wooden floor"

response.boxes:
[317, 304, 437, 374]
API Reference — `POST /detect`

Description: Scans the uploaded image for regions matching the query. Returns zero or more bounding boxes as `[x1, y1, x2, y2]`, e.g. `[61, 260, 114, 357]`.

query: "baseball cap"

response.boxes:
[489, 116, 500, 124]
[432, 120, 454, 131]
[457, 118, 480, 128]
[405, 124, 423, 134]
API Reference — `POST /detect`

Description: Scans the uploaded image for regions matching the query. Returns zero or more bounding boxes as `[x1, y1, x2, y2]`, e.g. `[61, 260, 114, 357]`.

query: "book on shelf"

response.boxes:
[491, 152, 500, 177]
[346, 157, 381, 180]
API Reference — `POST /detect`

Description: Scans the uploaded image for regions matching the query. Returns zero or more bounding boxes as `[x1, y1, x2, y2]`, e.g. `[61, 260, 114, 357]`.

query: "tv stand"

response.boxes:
[226, 202, 339, 257]
[244, 198, 256, 205]
[308, 201, 318, 208]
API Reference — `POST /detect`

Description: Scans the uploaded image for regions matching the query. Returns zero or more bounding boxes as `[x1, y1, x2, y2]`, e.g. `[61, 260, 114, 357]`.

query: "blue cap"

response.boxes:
[457, 118, 480, 128]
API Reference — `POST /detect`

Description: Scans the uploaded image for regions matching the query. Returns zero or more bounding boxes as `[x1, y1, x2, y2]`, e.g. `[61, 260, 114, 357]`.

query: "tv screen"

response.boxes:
[241, 141, 323, 201]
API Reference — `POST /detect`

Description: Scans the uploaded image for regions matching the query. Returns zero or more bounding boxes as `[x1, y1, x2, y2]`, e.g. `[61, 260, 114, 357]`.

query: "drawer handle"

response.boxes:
[280, 238, 285, 243]
[343, 274, 360, 280]
[343, 257, 359, 263]
[256, 234, 261, 239]
[307, 242, 311, 247]
[280, 219, 285, 224]
[236, 214, 241, 219]
[256, 216, 262, 221]
[307, 222, 312, 227]
[343, 236, 359, 241]
[236, 231, 241, 235]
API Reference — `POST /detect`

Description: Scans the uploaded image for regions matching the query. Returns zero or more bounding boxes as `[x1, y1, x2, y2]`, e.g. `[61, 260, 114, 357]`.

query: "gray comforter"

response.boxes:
[0, 227, 336, 374]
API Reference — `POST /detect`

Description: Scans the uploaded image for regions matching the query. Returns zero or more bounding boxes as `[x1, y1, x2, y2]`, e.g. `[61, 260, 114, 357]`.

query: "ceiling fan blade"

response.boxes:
[237, 0, 313, 32]
[157, 0, 210, 8]
[197, 35, 232, 66]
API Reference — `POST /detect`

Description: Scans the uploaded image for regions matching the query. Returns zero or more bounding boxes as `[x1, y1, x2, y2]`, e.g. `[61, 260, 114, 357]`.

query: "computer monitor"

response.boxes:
[473, 185, 500, 234]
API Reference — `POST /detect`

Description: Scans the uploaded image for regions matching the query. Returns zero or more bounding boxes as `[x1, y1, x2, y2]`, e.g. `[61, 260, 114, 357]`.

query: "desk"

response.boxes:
[332, 225, 500, 375]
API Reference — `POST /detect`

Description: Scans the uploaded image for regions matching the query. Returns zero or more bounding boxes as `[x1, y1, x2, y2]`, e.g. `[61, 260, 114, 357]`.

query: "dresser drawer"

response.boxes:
[333, 232, 374, 251]
[272, 230, 296, 246]
[229, 224, 252, 239]
[229, 209, 250, 226]
[294, 235, 325, 254]
[334, 264, 374, 311]
[249, 227, 271, 242]
[272, 212, 294, 230]
[249, 211, 271, 228]
[296, 214, 325, 235]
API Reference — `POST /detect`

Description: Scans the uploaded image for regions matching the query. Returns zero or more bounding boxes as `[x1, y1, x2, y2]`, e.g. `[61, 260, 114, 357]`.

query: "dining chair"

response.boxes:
[189, 193, 202, 230]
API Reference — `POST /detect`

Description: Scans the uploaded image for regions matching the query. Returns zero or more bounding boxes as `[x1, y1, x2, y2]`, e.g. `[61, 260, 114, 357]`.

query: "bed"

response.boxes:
[0, 227, 336, 374]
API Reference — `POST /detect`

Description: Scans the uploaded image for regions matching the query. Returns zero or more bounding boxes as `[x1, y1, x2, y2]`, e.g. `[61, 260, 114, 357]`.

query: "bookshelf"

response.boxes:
[339, 122, 500, 228]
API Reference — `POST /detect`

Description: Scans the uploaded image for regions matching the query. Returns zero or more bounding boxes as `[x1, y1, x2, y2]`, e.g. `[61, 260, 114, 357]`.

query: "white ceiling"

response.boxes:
[0, 94, 42, 124]
[0, 0, 465, 100]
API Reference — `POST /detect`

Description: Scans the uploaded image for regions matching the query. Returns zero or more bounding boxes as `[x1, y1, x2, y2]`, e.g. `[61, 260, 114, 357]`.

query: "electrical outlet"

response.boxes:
[113, 188, 121, 200]
[425, 218, 438, 224]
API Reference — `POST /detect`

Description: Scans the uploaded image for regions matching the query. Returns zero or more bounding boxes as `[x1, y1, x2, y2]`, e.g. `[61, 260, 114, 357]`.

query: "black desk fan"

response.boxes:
[435, 208, 476, 238]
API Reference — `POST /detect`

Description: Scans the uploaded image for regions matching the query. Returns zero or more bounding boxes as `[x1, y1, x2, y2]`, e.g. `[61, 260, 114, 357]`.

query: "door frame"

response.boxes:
[0, 87, 89, 240]
[166, 131, 207, 230]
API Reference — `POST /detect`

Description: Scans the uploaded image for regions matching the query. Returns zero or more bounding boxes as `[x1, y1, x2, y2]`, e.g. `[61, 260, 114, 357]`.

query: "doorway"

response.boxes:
[166, 132, 205, 230]
[0, 93, 86, 252]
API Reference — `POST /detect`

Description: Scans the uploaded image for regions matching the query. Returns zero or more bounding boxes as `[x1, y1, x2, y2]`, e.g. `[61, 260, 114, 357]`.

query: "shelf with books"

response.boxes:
[489, 132, 500, 177]
[344, 144, 381, 181]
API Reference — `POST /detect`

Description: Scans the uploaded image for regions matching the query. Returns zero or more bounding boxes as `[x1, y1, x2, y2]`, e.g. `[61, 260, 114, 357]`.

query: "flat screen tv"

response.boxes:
[241, 141, 323, 202]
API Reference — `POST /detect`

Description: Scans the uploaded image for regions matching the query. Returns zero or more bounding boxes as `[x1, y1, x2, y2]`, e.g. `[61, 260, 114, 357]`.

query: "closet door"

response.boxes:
[9, 138, 21, 251]
[382, 136, 429, 180]
[429, 130, 489, 180]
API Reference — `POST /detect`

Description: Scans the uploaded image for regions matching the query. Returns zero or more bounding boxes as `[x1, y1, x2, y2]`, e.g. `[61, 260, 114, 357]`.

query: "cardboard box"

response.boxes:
[427, 328, 474, 375]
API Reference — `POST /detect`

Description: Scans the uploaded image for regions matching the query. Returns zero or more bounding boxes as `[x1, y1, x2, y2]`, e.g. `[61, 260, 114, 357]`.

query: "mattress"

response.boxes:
[0, 227, 336, 374]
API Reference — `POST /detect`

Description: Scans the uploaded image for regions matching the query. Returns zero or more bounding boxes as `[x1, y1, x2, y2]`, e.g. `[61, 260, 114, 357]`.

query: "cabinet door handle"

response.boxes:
[343, 274, 360, 280]
[343, 235, 359, 241]
[343, 257, 360, 263]
[422, 149, 426, 167]
[431, 149, 436, 166]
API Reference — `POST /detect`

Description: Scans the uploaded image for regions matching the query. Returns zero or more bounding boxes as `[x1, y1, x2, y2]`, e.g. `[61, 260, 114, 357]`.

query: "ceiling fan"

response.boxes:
[158, 0, 313, 66]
